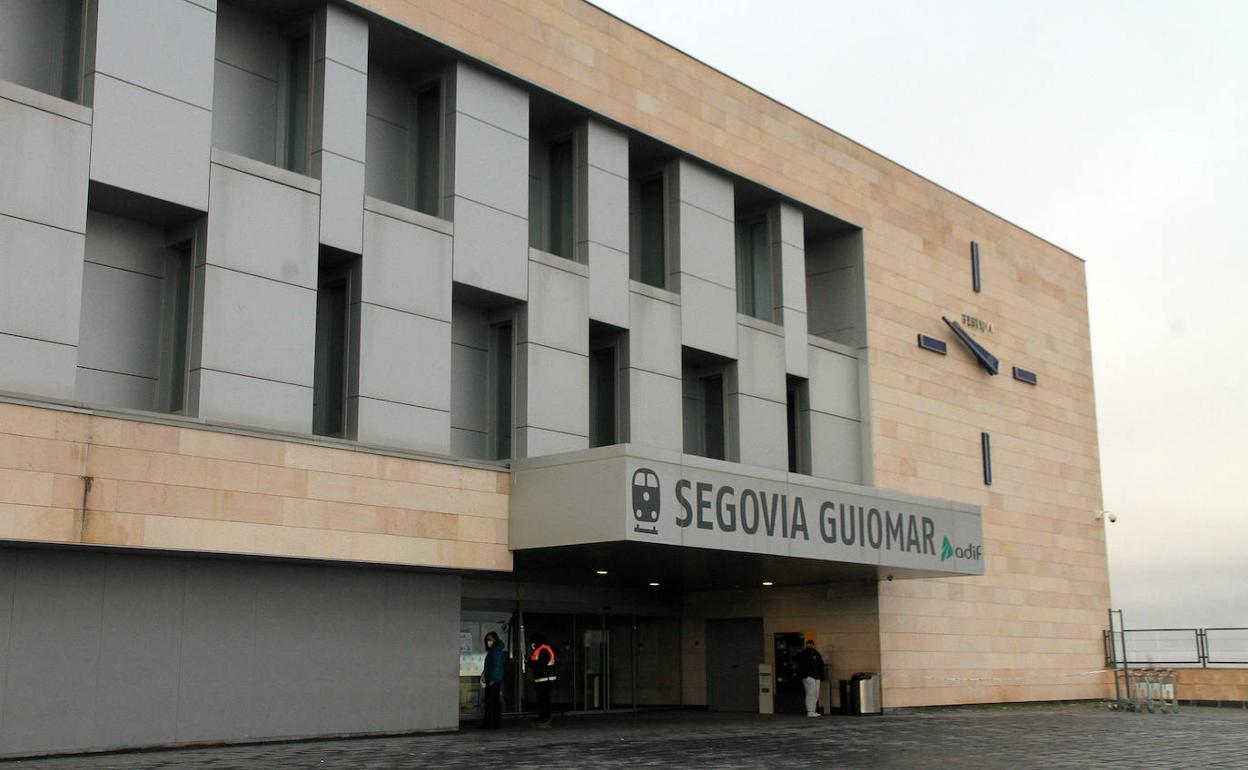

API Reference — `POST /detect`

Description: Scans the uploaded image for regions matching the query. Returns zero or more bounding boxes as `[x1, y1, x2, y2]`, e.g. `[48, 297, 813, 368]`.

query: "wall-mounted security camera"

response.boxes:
[1096, 510, 1117, 523]
[886, 574, 894, 581]
[1107, 512, 1117, 523]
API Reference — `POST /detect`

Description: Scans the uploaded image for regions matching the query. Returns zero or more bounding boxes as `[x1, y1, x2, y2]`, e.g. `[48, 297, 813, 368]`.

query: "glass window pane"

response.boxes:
[167, 247, 193, 414]
[61, 0, 84, 102]
[637, 178, 666, 288]
[313, 278, 348, 437]
[548, 139, 574, 258]
[750, 221, 771, 319]
[493, 323, 513, 460]
[589, 346, 616, 447]
[285, 33, 310, 174]
[415, 85, 441, 215]
[702, 374, 724, 460]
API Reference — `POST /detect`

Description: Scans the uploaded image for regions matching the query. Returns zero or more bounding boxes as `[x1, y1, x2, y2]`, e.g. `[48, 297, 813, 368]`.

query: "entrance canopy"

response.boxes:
[510, 445, 985, 584]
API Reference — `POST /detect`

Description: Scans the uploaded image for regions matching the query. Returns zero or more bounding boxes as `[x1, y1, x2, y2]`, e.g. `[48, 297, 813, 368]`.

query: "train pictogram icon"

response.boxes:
[631, 468, 660, 535]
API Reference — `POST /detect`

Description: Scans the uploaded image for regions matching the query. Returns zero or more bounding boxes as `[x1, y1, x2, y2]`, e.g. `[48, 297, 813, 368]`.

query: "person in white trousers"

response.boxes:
[796, 639, 826, 717]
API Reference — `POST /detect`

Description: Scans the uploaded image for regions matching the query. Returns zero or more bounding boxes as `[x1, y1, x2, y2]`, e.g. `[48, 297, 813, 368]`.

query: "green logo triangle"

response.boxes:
[940, 536, 954, 561]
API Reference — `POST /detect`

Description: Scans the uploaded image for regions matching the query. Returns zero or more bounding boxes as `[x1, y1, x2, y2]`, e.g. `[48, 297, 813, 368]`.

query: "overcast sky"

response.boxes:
[593, 0, 1248, 629]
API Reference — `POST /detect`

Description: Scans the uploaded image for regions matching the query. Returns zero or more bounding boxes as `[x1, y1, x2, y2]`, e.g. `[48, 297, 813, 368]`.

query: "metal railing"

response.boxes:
[1104, 618, 1248, 668]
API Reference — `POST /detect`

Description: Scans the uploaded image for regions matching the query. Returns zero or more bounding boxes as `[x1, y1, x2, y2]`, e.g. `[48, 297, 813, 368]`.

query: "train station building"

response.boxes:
[0, 0, 1109, 756]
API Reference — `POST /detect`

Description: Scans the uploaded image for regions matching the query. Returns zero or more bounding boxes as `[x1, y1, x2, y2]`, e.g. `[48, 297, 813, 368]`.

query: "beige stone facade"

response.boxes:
[0, 401, 510, 571]
[351, 0, 1111, 707]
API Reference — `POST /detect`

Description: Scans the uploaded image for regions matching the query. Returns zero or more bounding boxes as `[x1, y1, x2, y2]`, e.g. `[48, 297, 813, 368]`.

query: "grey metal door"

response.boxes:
[705, 618, 763, 712]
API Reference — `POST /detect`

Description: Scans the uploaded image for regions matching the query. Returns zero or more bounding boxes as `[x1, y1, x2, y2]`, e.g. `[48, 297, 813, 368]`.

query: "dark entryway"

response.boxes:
[705, 618, 763, 712]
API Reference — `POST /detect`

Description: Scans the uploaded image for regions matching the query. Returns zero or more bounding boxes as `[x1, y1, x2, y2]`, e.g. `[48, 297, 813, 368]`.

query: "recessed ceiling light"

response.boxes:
[648, 581, 660, 587]
[596, 569, 609, 575]
[761, 580, 774, 587]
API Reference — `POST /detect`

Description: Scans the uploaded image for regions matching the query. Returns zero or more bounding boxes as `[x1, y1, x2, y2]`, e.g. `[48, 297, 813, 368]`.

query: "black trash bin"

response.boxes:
[838, 679, 853, 715]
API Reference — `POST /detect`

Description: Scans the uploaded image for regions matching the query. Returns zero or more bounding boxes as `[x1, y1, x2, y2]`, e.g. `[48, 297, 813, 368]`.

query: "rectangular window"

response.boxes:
[786, 377, 810, 475]
[283, 30, 311, 174]
[589, 346, 617, 447]
[164, 244, 194, 414]
[313, 270, 350, 437]
[634, 176, 666, 288]
[414, 83, 442, 216]
[547, 139, 574, 259]
[491, 322, 513, 460]
[701, 374, 725, 461]
[60, 0, 85, 102]
[737, 218, 773, 320]
[0, 0, 86, 101]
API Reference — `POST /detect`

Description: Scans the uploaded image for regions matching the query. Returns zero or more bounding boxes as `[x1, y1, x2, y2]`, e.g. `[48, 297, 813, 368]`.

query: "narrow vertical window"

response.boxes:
[981, 431, 992, 486]
[283, 31, 311, 174]
[971, 241, 982, 293]
[635, 177, 666, 288]
[491, 323, 513, 460]
[547, 139, 574, 259]
[165, 244, 194, 414]
[589, 345, 617, 447]
[414, 84, 442, 216]
[313, 272, 349, 437]
[786, 377, 810, 474]
[60, 0, 85, 102]
[702, 374, 725, 461]
[737, 219, 772, 319]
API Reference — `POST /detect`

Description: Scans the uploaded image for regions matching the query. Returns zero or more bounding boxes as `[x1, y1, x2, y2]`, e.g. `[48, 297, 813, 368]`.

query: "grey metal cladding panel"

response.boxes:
[193, 368, 314, 435]
[84, 210, 167, 276]
[526, 260, 588, 355]
[317, 60, 367, 161]
[76, 262, 163, 379]
[0, 95, 90, 233]
[315, 151, 364, 253]
[808, 345, 860, 419]
[0, 553, 13, 731]
[0, 333, 77, 400]
[91, 74, 213, 210]
[362, 211, 452, 320]
[586, 242, 629, 329]
[0, 550, 105, 755]
[0, 1, 69, 96]
[810, 410, 862, 485]
[676, 202, 735, 287]
[628, 291, 681, 377]
[365, 63, 409, 126]
[175, 559, 259, 743]
[93, 555, 185, 749]
[320, 4, 369, 74]
[777, 202, 804, 248]
[735, 394, 788, 471]
[364, 115, 409, 204]
[0, 214, 84, 345]
[451, 198, 528, 301]
[211, 60, 277, 165]
[452, 62, 528, 139]
[452, 114, 528, 217]
[679, 275, 737, 359]
[75, 366, 159, 412]
[249, 563, 325, 738]
[736, 324, 786, 401]
[449, 426, 486, 459]
[583, 120, 628, 178]
[214, 1, 280, 81]
[450, 302, 488, 348]
[357, 303, 450, 410]
[516, 426, 588, 459]
[93, 0, 216, 109]
[517, 343, 588, 438]
[449, 342, 487, 434]
[199, 266, 315, 386]
[780, 242, 806, 312]
[782, 307, 808, 378]
[355, 396, 450, 455]
[627, 369, 683, 452]
[584, 165, 629, 251]
[388, 573, 460, 730]
[206, 163, 319, 288]
[674, 158, 733, 220]
[315, 570, 390, 733]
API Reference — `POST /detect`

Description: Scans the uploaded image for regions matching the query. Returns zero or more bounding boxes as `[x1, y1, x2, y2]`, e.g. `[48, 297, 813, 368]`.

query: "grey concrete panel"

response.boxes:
[525, 260, 588, 355]
[0, 1, 74, 98]
[451, 301, 489, 349]
[355, 396, 450, 454]
[214, 1, 280, 81]
[674, 158, 733, 220]
[808, 345, 860, 419]
[249, 563, 325, 738]
[449, 341, 488, 434]
[0, 550, 105, 754]
[452, 114, 528, 218]
[314, 151, 364, 253]
[93, 0, 216, 109]
[90, 74, 213, 210]
[675, 202, 735, 288]
[780, 242, 806, 312]
[809, 410, 862, 484]
[175, 560, 259, 743]
[211, 59, 277, 165]
[74, 366, 158, 411]
[679, 275, 738, 359]
[93, 555, 185, 749]
[206, 163, 320, 288]
[735, 324, 786, 402]
[362, 210, 452, 321]
[450, 198, 528, 301]
[782, 306, 808, 378]
[314, 60, 367, 162]
[77, 262, 164, 379]
[627, 369, 683, 451]
[365, 63, 409, 128]
[357, 303, 450, 409]
[586, 242, 630, 329]
[628, 291, 681, 377]
[735, 394, 788, 471]
[516, 342, 588, 440]
[583, 119, 628, 178]
[777, 202, 804, 248]
[451, 62, 528, 139]
[318, 3, 369, 74]
[515, 426, 588, 458]
[584, 164, 629, 251]
[0, 333, 77, 399]
[450, 426, 487, 459]
[0, 93, 90, 233]
[192, 367, 313, 433]
[0, 214, 84, 346]
[315, 569, 391, 733]
[199, 266, 315, 387]
[364, 114, 409, 206]
[84, 210, 166, 276]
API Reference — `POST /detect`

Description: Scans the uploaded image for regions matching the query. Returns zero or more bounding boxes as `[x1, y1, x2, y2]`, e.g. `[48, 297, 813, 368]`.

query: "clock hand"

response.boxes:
[942, 316, 999, 375]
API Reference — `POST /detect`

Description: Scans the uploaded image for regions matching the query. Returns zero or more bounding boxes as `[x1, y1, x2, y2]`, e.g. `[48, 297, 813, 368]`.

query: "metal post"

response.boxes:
[517, 603, 525, 716]
[1108, 610, 1121, 706]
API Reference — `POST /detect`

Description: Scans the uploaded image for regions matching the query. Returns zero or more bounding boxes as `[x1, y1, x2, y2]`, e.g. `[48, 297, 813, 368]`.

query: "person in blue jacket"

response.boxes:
[480, 631, 506, 729]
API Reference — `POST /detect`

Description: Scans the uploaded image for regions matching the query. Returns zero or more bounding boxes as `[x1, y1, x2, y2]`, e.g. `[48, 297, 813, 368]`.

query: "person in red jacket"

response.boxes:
[528, 634, 557, 728]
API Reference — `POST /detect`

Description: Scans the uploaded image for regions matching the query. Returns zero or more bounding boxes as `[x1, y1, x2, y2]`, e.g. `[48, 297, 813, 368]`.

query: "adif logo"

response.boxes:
[940, 536, 983, 561]
[632, 468, 660, 535]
